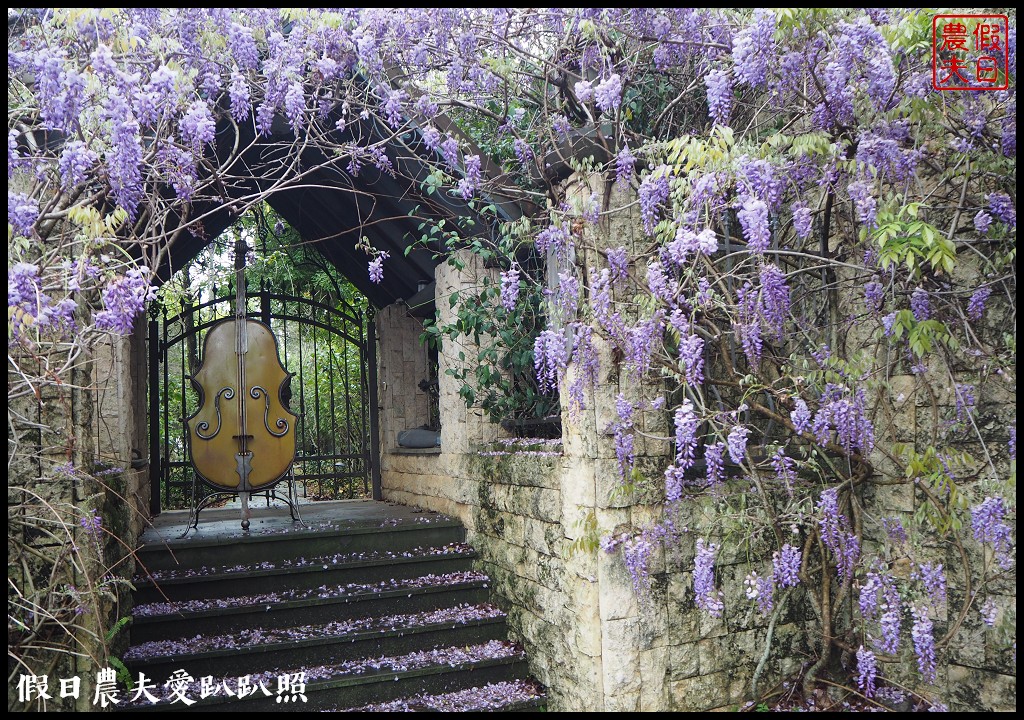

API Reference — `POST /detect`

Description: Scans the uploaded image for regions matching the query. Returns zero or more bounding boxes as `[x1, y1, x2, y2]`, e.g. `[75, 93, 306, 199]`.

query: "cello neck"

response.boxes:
[234, 239, 248, 354]
[235, 239, 250, 492]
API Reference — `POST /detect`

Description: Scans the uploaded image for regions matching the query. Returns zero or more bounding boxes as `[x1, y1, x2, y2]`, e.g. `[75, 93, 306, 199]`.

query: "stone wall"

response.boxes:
[379, 171, 1016, 712]
[8, 319, 148, 710]
[379, 234, 808, 711]
[837, 260, 1018, 711]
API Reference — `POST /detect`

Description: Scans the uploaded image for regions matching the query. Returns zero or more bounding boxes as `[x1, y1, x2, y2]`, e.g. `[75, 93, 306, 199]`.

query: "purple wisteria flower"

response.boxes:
[859, 571, 882, 619]
[954, 383, 975, 425]
[810, 384, 875, 453]
[727, 425, 749, 464]
[8, 192, 38, 236]
[439, 136, 460, 168]
[9, 261, 41, 312]
[667, 227, 717, 264]
[594, 74, 622, 114]
[791, 398, 811, 435]
[694, 539, 724, 618]
[284, 81, 306, 131]
[737, 196, 770, 253]
[881, 311, 898, 336]
[911, 605, 937, 683]
[513, 139, 533, 172]
[736, 283, 762, 369]
[8, 128, 21, 177]
[420, 125, 441, 152]
[967, 286, 990, 321]
[368, 254, 387, 284]
[971, 496, 1014, 570]
[864, 279, 883, 313]
[58, 141, 98, 190]
[848, 180, 878, 227]
[536, 224, 571, 258]
[988, 192, 1016, 228]
[533, 329, 568, 394]
[639, 171, 671, 234]
[771, 449, 796, 495]
[227, 21, 258, 70]
[615, 146, 636, 187]
[380, 87, 407, 129]
[732, 9, 776, 87]
[500, 267, 519, 312]
[816, 487, 859, 583]
[772, 543, 801, 588]
[744, 571, 774, 615]
[705, 442, 725, 488]
[624, 310, 665, 377]
[1003, 113, 1016, 157]
[574, 79, 594, 103]
[704, 69, 732, 125]
[556, 270, 580, 316]
[678, 333, 704, 385]
[93, 267, 157, 335]
[607, 246, 629, 282]
[614, 425, 635, 482]
[80, 513, 103, 537]
[551, 114, 571, 138]
[878, 572, 902, 654]
[622, 532, 654, 597]
[882, 517, 908, 545]
[980, 597, 998, 627]
[759, 263, 790, 340]
[181, 100, 216, 148]
[913, 562, 946, 607]
[567, 322, 599, 415]
[739, 156, 784, 208]
[973, 210, 993, 235]
[910, 287, 930, 322]
[857, 646, 878, 698]
[666, 400, 698, 502]
[792, 201, 813, 239]
[458, 154, 482, 199]
[856, 127, 919, 180]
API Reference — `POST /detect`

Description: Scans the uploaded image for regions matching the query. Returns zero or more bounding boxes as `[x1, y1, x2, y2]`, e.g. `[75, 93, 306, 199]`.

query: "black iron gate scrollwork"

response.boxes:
[148, 287, 374, 514]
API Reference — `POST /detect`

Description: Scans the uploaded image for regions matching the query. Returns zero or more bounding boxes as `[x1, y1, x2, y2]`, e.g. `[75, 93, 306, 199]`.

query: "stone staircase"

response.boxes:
[125, 502, 544, 711]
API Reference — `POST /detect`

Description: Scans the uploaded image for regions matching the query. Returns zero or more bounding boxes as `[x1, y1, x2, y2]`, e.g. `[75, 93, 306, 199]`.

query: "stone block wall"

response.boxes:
[836, 261, 1017, 711]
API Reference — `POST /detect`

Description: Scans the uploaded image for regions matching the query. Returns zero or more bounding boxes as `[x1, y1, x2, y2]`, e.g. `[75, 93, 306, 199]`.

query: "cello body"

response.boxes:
[186, 318, 297, 491]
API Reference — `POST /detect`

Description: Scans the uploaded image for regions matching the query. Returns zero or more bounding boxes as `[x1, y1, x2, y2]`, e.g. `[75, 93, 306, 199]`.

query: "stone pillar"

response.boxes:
[560, 172, 674, 711]
[434, 250, 503, 454]
[374, 303, 432, 454]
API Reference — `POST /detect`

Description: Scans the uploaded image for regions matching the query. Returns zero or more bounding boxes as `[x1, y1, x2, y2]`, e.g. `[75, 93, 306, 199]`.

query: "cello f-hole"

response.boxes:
[251, 385, 290, 437]
[195, 386, 234, 440]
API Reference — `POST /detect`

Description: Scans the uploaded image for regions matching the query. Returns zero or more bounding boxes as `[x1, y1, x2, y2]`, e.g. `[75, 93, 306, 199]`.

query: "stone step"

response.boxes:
[335, 678, 547, 712]
[135, 518, 465, 572]
[121, 641, 531, 712]
[127, 503, 545, 712]
[124, 604, 508, 680]
[130, 572, 491, 643]
[132, 543, 477, 604]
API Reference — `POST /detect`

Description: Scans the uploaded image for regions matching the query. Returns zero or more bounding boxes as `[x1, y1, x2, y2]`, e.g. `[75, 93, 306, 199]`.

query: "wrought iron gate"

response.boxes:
[148, 287, 375, 513]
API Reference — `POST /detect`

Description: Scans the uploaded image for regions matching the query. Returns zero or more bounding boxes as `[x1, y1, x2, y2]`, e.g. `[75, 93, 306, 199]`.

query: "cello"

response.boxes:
[185, 239, 298, 530]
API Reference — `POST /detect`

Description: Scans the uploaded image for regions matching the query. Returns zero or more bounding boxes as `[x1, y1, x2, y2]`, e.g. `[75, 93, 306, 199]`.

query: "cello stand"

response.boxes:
[179, 467, 305, 538]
